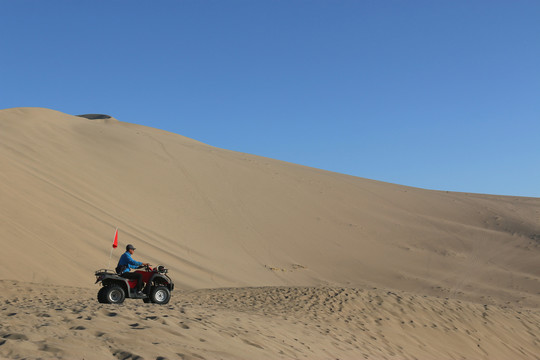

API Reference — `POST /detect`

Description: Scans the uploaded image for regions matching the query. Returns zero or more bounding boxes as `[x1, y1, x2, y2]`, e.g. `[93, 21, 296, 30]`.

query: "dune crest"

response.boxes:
[76, 114, 117, 121]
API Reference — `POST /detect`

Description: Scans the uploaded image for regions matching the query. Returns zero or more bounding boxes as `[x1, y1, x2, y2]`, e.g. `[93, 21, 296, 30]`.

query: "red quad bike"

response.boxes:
[94, 265, 174, 304]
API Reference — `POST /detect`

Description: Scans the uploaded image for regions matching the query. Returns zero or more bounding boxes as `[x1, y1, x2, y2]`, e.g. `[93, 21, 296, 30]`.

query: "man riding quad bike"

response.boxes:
[94, 264, 174, 304]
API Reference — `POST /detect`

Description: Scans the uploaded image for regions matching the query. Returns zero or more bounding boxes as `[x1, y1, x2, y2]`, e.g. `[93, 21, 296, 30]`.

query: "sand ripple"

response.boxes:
[1, 280, 539, 359]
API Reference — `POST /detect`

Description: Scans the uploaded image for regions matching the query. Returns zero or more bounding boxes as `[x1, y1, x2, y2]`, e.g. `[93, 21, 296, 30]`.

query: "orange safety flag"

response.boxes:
[112, 228, 118, 248]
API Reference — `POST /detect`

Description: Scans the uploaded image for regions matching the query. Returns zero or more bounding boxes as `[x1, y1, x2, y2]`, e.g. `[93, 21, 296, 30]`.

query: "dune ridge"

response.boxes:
[76, 114, 115, 120]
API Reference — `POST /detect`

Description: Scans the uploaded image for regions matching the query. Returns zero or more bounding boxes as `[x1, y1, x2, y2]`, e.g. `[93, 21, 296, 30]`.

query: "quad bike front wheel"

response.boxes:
[98, 285, 126, 304]
[149, 286, 170, 305]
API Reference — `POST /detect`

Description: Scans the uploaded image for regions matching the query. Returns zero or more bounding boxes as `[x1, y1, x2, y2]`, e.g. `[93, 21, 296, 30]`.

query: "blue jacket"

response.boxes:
[116, 252, 143, 274]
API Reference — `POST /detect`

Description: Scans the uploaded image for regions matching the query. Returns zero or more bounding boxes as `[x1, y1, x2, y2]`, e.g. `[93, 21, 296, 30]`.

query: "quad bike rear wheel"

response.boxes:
[97, 286, 108, 303]
[98, 285, 126, 304]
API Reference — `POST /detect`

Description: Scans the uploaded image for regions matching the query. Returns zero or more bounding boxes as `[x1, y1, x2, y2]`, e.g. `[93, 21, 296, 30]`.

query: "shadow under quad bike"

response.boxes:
[95, 265, 174, 304]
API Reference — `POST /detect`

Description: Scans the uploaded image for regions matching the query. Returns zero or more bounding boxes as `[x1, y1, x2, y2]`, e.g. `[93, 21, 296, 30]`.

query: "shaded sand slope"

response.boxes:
[1, 280, 539, 360]
[1, 107, 539, 306]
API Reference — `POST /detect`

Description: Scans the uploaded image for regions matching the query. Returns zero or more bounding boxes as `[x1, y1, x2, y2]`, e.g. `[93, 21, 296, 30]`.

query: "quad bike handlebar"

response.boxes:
[135, 264, 169, 273]
[135, 264, 169, 274]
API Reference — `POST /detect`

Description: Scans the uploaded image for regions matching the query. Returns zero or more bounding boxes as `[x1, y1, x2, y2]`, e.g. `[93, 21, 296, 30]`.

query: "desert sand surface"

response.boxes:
[1, 107, 540, 359]
[2, 280, 539, 360]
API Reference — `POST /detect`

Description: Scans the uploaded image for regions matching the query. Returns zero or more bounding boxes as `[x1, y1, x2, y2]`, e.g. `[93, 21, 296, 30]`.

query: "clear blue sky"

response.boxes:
[1, 1, 539, 197]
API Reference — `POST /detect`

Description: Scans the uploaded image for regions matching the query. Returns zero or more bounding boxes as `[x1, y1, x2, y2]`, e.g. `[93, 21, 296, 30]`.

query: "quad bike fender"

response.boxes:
[144, 273, 174, 294]
[153, 273, 172, 287]
[102, 277, 131, 297]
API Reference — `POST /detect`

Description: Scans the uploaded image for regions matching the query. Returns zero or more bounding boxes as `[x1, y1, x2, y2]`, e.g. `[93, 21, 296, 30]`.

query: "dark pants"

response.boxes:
[121, 272, 143, 292]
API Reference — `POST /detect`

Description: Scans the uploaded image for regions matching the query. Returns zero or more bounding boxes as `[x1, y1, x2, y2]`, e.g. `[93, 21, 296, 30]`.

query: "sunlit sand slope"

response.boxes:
[1, 107, 539, 307]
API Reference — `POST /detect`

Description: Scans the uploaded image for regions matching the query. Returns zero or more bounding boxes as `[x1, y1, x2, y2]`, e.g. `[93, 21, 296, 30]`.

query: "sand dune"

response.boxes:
[1, 107, 539, 304]
[1, 107, 540, 359]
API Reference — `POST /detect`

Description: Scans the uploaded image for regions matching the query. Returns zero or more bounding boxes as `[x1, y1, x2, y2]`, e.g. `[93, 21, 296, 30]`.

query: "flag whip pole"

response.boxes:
[108, 247, 114, 270]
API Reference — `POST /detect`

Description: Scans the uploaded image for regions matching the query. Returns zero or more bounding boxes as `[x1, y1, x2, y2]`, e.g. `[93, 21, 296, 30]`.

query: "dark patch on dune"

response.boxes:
[76, 114, 112, 120]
